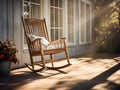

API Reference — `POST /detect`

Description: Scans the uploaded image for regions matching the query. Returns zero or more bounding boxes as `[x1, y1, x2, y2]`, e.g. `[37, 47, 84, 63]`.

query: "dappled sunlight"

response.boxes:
[108, 70, 120, 84]
[1, 54, 120, 90]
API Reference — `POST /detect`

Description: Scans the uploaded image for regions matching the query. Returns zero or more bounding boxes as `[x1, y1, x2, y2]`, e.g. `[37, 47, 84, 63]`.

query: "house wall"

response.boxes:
[0, 0, 8, 41]
[0, 0, 23, 68]
[0, 0, 94, 68]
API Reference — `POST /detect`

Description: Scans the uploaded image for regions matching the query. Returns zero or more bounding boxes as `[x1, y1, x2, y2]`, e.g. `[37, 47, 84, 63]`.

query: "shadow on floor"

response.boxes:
[1, 53, 120, 90]
[0, 69, 67, 90]
[0, 72, 42, 90]
[49, 63, 120, 90]
[70, 62, 120, 90]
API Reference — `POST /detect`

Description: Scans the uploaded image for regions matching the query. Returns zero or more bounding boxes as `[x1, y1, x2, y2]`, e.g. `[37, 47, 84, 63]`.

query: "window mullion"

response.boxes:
[84, 3, 86, 43]
[79, 0, 81, 44]
[90, 5, 92, 43]
[58, 0, 60, 39]
[54, 6, 55, 40]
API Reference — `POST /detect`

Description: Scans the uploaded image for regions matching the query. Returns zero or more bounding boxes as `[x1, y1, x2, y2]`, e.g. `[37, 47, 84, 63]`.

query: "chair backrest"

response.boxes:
[22, 17, 50, 55]
[22, 17, 50, 43]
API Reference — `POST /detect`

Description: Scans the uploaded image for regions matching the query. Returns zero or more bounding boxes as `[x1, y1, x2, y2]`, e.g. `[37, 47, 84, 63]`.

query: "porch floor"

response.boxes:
[1, 53, 120, 90]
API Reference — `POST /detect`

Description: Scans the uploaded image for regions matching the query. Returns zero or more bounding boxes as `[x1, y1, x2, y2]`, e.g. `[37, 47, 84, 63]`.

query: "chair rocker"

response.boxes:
[21, 17, 71, 72]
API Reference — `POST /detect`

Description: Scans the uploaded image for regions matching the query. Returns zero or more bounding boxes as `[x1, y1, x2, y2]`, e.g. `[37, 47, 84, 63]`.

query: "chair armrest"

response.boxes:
[50, 38, 66, 48]
[50, 38, 66, 44]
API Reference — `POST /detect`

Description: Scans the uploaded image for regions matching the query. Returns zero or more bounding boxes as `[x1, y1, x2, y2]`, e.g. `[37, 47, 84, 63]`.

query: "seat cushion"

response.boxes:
[28, 34, 49, 47]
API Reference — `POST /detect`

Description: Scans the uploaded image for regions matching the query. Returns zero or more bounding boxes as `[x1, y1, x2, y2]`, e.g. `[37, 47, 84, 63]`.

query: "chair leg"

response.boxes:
[25, 55, 45, 72]
[30, 56, 34, 70]
[50, 54, 54, 67]
[65, 49, 71, 65]
[41, 55, 46, 68]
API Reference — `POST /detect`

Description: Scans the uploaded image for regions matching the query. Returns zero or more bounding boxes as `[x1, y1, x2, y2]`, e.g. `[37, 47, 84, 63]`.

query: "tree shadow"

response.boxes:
[70, 62, 120, 90]
[83, 53, 120, 59]
[49, 62, 120, 90]
[76, 53, 120, 64]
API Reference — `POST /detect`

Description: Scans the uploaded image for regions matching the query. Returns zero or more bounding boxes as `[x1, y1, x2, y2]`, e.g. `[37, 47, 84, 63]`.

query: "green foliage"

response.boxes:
[94, 0, 120, 53]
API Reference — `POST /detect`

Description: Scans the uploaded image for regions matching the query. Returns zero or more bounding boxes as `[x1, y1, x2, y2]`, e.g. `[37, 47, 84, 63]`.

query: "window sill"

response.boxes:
[79, 42, 92, 46]
[67, 43, 76, 47]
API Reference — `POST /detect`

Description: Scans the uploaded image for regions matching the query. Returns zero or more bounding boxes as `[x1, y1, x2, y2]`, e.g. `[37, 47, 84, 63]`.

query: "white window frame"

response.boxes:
[67, 0, 76, 46]
[79, 0, 92, 45]
[49, 0, 65, 41]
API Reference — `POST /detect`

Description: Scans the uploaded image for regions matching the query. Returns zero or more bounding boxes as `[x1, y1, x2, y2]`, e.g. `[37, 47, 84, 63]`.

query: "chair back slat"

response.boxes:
[22, 17, 50, 54]
[24, 18, 49, 41]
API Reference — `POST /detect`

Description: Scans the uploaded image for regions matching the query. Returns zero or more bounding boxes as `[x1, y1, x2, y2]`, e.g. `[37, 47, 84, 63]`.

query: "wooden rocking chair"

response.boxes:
[21, 17, 71, 72]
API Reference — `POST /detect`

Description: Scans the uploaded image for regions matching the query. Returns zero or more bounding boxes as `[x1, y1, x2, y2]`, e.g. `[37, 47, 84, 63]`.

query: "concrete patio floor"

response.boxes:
[1, 53, 120, 90]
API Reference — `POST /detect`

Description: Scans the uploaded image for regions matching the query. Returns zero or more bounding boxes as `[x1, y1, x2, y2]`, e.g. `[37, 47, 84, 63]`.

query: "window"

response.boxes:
[67, 0, 75, 44]
[22, 0, 92, 48]
[50, 0, 63, 41]
[23, 0, 42, 49]
[79, 0, 92, 45]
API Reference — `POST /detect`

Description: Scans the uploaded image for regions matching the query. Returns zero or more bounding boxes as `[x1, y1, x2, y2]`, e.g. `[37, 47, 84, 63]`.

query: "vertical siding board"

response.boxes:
[8, 0, 14, 40]
[76, 0, 80, 56]
[13, 0, 21, 47]
[3, 0, 8, 40]
[0, 0, 8, 41]
[0, 1, 3, 41]
[12, 0, 22, 67]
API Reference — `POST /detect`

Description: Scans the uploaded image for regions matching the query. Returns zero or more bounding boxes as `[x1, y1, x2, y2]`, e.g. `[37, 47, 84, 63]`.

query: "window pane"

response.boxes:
[51, 29, 62, 40]
[68, 16, 73, 25]
[50, 8, 55, 27]
[51, 29, 54, 41]
[60, 29, 63, 38]
[31, 4, 41, 18]
[86, 4, 91, 42]
[59, 0, 63, 8]
[59, 9, 63, 27]
[68, 0, 73, 16]
[55, 0, 59, 7]
[80, 1, 85, 42]
[50, 0, 55, 6]
[68, 26, 73, 42]
[68, 0, 74, 43]
[55, 8, 58, 27]
[55, 29, 58, 40]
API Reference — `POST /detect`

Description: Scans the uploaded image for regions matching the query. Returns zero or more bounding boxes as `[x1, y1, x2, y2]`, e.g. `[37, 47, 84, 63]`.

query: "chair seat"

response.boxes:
[31, 48, 65, 56]
[44, 48, 65, 55]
